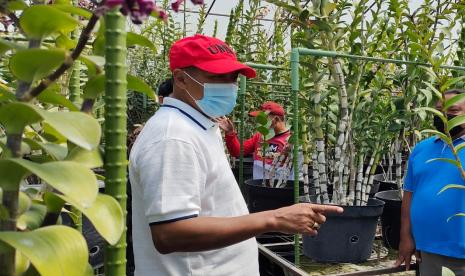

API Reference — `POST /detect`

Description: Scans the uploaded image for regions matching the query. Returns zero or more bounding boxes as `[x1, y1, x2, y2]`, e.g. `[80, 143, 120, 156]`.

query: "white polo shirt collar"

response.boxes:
[161, 97, 216, 130]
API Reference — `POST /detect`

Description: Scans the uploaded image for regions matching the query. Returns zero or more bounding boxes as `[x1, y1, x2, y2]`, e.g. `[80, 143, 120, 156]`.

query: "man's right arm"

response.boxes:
[150, 203, 343, 254]
[395, 191, 418, 270]
[225, 132, 258, 158]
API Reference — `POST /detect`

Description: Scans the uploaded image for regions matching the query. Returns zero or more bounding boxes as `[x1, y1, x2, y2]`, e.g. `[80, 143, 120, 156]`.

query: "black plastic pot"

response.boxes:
[232, 158, 254, 183]
[302, 198, 385, 263]
[245, 179, 315, 213]
[372, 174, 399, 195]
[375, 190, 402, 250]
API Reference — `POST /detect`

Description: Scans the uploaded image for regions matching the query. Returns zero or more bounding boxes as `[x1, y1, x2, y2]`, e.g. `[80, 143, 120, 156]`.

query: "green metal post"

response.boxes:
[103, 8, 128, 275]
[290, 48, 300, 266]
[239, 75, 246, 188]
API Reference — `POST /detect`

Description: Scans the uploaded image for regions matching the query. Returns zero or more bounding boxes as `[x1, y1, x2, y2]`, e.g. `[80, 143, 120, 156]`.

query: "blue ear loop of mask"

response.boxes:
[183, 71, 238, 119]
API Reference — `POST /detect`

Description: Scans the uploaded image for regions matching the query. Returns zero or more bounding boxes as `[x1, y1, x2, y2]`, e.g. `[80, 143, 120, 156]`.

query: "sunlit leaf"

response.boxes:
[444, 93, 465, 111]
[9, 49, 66, 82]
[17, 202, 47, 231]
[447, 115, 465, 132]
[78, 55, 105, 77]
[128, 75, 155, 100]
[56, 194, 124, 245]
[127, 32, 157, 51]
[65, 146, 103, 169]
[52, 4, 92, 19]
[441, 76, 465, 92]
[0, 226, 88, 276]
[37, 84, 79, 111]
[20, 5, 78, 39]
[23, 138, 68, 161]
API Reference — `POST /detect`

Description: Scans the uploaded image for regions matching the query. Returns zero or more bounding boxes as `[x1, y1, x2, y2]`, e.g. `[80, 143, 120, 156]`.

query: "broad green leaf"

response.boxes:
[65, 146, 103, 169]
[52, 4, 92, 19]
[16, 251, 30, 276]
[0, 103, 101, 150]
[0, 225, 88, 276]
[444, 93, 465, 111]
[37, 84, 79, 111]
[426, 158, 461, 168]
[43, 192, 66, 213]
[257, 126, 269, 136]
[438, 184, 465, 195]
[55, 34, 77, 50]
[127, 32, 156, 51]
[18, 191, 32, 216]
[57, 194, 124, 245]
[7, 0, 28, 10]
[441, 76, 465, 92]
[23, 138, 68, 161]
[447, 213, 465, 223]
[0, 38, 25, 56]
[9, 48, 66, 82]
[20, 5, 78, 39]
[83, 74, 155, 100]
[447, 115, 465, 131]
[78, 55, 105, 77]
[128, 75, 155, 99]
[17, 202, 47, 231]
[42, 122, 67, 144]
[415, 107, 446, 121]
[0, 159, 98, 208]
[256, 111, 268, 125]
[0, 84, 15, 102]
[83, 74, 104, 99]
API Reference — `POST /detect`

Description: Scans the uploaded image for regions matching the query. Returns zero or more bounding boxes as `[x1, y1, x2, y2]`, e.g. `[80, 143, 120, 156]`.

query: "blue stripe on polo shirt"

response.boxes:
[404, 136, 465, 258]
[161, 104, 207, 130]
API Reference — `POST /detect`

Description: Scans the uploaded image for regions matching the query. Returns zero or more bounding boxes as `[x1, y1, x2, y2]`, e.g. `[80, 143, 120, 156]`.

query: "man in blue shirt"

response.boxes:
[396, 89, 465, 275]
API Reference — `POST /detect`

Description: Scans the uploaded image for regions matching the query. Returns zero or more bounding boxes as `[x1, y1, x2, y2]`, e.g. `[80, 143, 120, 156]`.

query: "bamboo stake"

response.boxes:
[355, 154, 364, 206]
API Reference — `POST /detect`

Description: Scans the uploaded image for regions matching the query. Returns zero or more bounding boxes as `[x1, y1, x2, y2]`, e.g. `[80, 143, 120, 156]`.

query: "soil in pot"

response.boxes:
[375, 190, 402, 250]
[302, 198, 385, 263]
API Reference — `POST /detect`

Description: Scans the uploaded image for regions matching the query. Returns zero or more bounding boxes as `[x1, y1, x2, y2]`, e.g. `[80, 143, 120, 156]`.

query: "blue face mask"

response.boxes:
[184, 72, 238, 119]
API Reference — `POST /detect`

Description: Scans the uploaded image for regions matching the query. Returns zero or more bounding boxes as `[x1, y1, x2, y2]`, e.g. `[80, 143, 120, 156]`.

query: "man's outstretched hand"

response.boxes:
[215, 116, 235, 135]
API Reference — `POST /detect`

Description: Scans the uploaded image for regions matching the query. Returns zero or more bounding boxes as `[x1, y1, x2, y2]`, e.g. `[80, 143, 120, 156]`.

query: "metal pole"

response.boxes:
[247, 81, 292, 87]
[245, 62, 287, 71]
[295, 48, 465, 71]
[239, 75, 247, 188]
[291, 48, 301, 267]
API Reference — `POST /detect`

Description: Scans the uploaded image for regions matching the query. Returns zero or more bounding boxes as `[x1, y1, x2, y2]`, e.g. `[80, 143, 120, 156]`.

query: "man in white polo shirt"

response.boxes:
[129, 34, 343, 276]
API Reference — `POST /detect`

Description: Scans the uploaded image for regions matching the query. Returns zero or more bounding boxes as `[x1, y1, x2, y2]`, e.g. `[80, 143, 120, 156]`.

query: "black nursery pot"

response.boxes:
[302, 198, 385, 263]
[245, 179, 315, 213]
[375, 190, 402, 250]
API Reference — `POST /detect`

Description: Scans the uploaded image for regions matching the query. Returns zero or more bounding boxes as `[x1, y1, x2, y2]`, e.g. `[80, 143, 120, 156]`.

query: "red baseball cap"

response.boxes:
[169, 34, 256, 78]
[249, 101, 285, 117]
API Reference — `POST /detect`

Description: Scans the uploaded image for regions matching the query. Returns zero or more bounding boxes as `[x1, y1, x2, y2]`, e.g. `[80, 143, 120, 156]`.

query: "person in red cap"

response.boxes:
[218, 101, 292, 180]
[129, 34, 343, 276]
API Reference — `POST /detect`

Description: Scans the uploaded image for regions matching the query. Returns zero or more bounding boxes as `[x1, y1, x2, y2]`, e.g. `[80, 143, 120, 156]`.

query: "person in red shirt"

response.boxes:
[218, 101, 293, 180]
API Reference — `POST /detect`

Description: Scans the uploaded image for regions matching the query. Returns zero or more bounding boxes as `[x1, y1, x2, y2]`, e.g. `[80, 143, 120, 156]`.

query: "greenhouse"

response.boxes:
[1, 0, 465, 275]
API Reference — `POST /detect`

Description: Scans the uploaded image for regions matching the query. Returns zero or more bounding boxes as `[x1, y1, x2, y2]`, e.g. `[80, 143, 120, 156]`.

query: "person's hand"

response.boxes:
[395, 234, 421, 270]
[215, 116, 235, 135]
[270, 203, 344, 236]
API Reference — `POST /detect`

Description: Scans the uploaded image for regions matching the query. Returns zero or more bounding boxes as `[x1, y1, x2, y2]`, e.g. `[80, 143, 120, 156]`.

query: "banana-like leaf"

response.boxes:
[0, 225, 88, 276]
[20, 5, 78, 39]
[447, 115, 465, 132]
[0, 159, 98, 208]
[9, 48, 66, 82]
[444, 93, 465, 111]
[447, 213, 465, 223]
[438, 184, 465, 195]
[0, 102, 101, 150]
[56, 193, 124, 245]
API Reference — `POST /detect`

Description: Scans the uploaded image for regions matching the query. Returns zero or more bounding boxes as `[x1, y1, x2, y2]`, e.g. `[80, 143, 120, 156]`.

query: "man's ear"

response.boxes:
[173, 69, 187, 91]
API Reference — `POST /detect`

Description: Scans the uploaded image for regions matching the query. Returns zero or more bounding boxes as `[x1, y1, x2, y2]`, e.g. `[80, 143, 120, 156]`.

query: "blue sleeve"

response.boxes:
[403, 147, 417, 192]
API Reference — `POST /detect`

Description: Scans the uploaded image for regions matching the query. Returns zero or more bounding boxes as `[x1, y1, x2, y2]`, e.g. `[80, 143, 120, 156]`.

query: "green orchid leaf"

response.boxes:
[438, 184, 465, 195]
[0, 84, 16, 102]
[441, 76, 465, 92]
[0, 225, 88, 276]
[23, 138, 68, 161]
[78, 55, 105, 77]
[56, 193, 124, 245]
[17, 202, 47, 231]
[18, 191, 32, 216]
[65, 146, 103, 169]
[55, 34, 78, 50]
[7, 0, 28, 10]
[426, 158, 461, 168]
[420, 129, 451, 144]
[447, 213, 465, 223]
[257, 126, 270, 136]
[0, 103, 101, 150]
[128, 74, 156, 100]
[83, 74, 155, 100]
[0, 137, 32, 156]
[455, 143, 465, 153]
[52, 4, 92, 19]
[0, 159, 98, 208]
[256, 111, 268, 125]
[127, 32, 157, 51]
[20, 5, 78, 39]
[9, 48, 66, 82]
[415, 107, 446, 121]
[43, 192, 66, 213]
[16, 251, 31, 276]
[37, 84, 79, 111]
[444, 93, 465, 111]
[447, 115, 465, 132]
[0, 38, 25, 56]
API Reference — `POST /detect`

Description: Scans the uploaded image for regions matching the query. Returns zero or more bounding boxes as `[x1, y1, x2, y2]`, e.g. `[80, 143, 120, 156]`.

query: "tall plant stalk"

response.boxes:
[103, 8, 128, 275]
